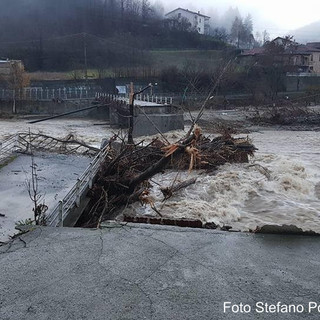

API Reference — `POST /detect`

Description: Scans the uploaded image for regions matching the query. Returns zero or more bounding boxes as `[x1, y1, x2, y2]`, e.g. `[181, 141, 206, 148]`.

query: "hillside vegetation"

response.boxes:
[149, 50, 223, 70]
[0, 0, 228, 72]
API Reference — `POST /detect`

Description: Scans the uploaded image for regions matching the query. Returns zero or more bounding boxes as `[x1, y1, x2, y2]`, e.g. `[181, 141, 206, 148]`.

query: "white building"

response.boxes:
[0, 59, 10, 76]
[0, 59, 24, 76]
[165, 8, 210, 35]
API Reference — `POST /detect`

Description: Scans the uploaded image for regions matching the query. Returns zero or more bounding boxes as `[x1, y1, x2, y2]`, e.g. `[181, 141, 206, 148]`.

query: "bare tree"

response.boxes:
[25, 138, 47, 226]
[7, 61, 30, 113]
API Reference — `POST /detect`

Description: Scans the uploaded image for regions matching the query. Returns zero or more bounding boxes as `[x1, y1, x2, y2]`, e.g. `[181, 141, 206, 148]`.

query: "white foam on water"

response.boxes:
[126, 130, 320, 233]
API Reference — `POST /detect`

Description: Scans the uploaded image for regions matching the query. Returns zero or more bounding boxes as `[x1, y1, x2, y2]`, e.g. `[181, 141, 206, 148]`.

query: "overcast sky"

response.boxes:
[160, 0, 320, 36]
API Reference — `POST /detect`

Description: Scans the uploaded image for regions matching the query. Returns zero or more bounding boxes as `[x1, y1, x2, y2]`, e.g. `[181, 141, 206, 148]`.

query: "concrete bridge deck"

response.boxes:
[1, 224, 319, 319]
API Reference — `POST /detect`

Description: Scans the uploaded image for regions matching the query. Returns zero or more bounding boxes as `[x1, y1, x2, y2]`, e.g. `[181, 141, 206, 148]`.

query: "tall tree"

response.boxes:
[230, 17, 243, 48]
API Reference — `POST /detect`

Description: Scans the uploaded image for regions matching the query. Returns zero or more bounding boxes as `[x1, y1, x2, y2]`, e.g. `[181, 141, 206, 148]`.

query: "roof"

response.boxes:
[165, 8, 210, 19]
[307, 42, 320, 49]
[272, 36, 286, 42]
[285, 44, 320, 55]
[241, 42, 320, 57]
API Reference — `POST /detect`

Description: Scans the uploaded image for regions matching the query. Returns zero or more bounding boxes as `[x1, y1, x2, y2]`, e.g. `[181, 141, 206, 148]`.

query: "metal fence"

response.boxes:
[96, 93, 173, 105]
[0, 87, 101, 101]
[0, 88, 174, 105]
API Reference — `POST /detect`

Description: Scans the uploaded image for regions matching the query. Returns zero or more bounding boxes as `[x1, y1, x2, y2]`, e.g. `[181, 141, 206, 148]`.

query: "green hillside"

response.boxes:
[149, 50, 224, 70]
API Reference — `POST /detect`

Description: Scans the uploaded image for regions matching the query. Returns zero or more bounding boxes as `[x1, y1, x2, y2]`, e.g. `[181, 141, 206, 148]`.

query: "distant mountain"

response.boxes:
[291, 20, 320, 44]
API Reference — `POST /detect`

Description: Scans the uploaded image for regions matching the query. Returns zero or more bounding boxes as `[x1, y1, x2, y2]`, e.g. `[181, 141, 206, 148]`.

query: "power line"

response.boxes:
[0, 33, 85, 45]
[0, 32, 143, 51]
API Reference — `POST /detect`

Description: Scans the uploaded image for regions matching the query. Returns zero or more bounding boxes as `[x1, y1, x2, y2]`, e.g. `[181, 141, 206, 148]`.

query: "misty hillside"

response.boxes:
[0, 0, 229, 72]
[292, 20, 320, 44]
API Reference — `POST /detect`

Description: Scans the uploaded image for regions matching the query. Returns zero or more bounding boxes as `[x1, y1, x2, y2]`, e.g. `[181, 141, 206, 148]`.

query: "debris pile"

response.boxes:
[249, 103, 320, 126]
[77, 127, 256, 228]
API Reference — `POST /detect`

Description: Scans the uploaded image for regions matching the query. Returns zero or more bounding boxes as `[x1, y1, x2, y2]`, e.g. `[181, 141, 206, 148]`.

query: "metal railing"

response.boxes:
[95, 93, 173, 105]
[0, 88, 174, 105]
[0, 87, 102, 101]
[46, 146, 110, 227]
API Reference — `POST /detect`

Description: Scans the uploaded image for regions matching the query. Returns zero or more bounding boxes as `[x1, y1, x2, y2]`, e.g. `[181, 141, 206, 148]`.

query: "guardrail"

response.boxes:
[46, 145, 110, 227]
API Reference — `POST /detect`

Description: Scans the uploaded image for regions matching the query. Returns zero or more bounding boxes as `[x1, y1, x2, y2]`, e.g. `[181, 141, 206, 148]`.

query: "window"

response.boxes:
[178, 13, 181, 18]
[199, 18, 201, 22]
[311, 54, 313, 61]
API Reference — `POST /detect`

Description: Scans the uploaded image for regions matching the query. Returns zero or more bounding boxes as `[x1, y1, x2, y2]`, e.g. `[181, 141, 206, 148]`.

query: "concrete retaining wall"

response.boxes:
[132, 113, 184, 137]
[286, 75, 320, 92]
[0, 100, 109, 119]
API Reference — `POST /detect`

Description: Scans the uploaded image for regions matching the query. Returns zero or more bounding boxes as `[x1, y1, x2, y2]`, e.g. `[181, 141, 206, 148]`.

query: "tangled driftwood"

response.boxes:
[76, 127, 256, 228]
[18, 132, 99, 155]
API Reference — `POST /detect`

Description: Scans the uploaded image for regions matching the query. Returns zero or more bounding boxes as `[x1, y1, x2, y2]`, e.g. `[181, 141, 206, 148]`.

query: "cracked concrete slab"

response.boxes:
[1, 224, 320, 319]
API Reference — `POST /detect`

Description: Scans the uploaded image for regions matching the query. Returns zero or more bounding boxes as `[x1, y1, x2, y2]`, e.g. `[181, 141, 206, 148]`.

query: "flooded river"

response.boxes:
[127, 130, 320, 233]
[1, 118, 319, 233]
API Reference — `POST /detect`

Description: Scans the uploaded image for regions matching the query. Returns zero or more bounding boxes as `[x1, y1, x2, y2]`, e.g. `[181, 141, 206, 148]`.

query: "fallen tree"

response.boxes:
[17, 132, 99, 155]
[76, 127, 256, 228]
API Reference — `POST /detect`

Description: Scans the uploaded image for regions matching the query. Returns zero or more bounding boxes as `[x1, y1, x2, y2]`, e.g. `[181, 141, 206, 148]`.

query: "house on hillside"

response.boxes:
[165, 8, 210, 35]
[240, 38, 320, 74]
[292, 42, 320, 73]
[240, 39, 320, 92]
[272, 36, 299, 48]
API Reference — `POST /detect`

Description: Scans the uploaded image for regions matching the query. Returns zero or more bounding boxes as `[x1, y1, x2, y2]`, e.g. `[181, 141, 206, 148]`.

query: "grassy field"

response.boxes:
[27, 69, 114, 81]
[149, 49, 223, 70]
[27, 49, 224, 80]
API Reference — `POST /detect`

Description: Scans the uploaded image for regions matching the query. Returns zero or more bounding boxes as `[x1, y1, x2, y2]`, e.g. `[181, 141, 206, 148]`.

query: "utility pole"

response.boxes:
[83, 33, 88, 83]
[128, 82, 134, 144]
[127, 83, 153, 144]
